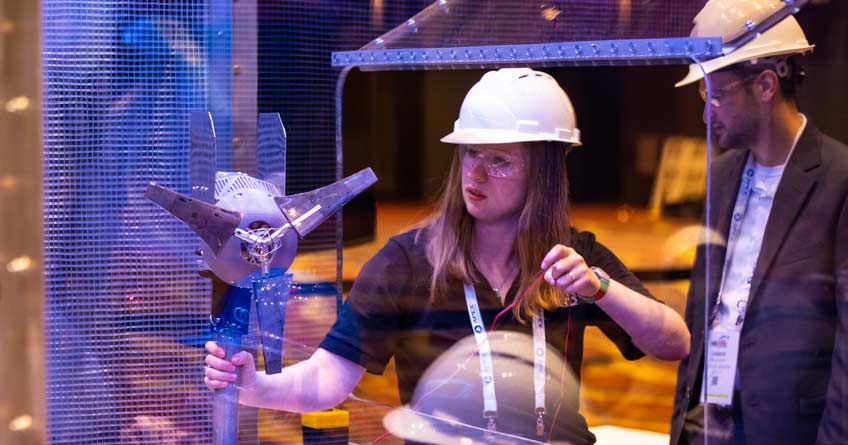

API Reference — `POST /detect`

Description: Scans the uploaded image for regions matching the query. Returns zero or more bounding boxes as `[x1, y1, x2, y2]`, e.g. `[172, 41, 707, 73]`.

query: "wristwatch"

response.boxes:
[578, 266, 610, 304]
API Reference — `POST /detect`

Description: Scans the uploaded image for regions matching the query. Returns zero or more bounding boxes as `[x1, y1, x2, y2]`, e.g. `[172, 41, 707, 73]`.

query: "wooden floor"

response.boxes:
[267, 202, 699, 444]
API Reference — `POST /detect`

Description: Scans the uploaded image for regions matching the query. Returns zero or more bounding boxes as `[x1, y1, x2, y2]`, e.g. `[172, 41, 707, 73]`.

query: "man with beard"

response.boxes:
[669, 1, 848, 445]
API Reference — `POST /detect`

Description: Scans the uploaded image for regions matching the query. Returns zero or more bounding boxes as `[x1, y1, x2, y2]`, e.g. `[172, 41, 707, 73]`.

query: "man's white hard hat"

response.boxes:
[676, 0, 814, 87]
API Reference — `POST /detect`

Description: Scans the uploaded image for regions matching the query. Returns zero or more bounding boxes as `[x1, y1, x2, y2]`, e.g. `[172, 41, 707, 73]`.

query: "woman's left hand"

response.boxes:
[541, 244, 601, 298]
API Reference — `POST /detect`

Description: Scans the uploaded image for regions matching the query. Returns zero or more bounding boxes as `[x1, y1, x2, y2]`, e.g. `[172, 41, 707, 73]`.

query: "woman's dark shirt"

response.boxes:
[320, 228, 656, 445]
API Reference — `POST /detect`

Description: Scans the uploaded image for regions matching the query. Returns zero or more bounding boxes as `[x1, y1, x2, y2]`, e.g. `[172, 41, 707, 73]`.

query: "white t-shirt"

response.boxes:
[713, 114, 808, 331]
[714, 162, 785, 330]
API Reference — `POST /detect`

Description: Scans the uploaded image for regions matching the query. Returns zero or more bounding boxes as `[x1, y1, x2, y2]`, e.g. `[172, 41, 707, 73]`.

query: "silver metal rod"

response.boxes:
[212, 332, 242, 445]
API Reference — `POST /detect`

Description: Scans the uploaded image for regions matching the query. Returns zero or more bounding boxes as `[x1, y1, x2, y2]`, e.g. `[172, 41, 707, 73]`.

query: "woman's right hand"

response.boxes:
[204, 341, 257, 391]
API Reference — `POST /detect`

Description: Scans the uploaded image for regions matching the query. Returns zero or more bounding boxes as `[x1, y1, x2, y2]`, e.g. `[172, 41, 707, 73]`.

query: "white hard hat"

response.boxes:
[676, 0, 814, 87]
[383, 332, 579, 444]
[441, 68, 581, 146]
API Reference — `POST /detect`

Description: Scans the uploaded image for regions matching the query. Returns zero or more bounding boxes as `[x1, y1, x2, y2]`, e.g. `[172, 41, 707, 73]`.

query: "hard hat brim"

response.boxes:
[675, 42, 814, 87]
[440, 129, 582, 147]
[384, 405, 563, 445]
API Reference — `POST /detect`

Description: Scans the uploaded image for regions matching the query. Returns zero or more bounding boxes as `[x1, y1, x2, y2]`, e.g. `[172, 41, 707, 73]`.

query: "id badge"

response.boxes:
[700, 328, 740, 407]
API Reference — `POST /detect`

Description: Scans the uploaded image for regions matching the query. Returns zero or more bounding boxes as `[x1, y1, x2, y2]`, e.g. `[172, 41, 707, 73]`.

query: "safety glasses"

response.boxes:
[460, 146, 527, 178]
[698, 74, 758, 108]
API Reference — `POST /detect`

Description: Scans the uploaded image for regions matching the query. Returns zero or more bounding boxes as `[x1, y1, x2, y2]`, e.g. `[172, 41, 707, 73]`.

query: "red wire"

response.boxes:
[490, 269, 546, 331]
[368, 431, 392, 445]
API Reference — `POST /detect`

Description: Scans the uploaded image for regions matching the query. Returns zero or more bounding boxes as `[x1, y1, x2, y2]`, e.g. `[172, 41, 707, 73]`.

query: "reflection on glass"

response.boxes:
[670, 1, 847, 445]
[384, 332, 578, 445]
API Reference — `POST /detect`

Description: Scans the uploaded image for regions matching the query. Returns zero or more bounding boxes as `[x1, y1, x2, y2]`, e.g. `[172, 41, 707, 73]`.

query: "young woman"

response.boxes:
[204, 68, 690, 444]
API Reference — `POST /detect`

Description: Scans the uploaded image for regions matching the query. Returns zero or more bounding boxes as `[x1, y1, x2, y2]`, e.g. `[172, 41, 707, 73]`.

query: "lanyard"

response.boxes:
[463, 283, 548, 436]
[532, 306, 547, 437]
[704, 155, 785, 405]
[712, 153, 757, 327]
[713, 118, 805, 327]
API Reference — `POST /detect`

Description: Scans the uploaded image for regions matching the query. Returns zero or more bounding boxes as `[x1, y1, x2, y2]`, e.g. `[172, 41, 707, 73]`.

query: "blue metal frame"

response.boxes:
[332, 37, 723, 70]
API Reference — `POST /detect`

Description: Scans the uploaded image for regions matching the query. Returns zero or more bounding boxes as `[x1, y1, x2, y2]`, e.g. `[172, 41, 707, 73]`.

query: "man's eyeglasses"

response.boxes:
[698, 75, 757, 108]
[460, 146, 526, 178]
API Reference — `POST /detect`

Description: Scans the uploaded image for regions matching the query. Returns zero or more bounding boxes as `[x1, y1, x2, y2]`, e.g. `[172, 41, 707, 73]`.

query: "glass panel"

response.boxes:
[6, 0, 842, 444]
[333, 3, 846, 444]
[365, 0, 703, 49]
[332, 0, 725, 70]
[338, 64, 708, 445]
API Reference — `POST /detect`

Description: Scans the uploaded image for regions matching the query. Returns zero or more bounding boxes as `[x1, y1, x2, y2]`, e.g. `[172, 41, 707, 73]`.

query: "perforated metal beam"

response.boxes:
[332, 37, 722, 70]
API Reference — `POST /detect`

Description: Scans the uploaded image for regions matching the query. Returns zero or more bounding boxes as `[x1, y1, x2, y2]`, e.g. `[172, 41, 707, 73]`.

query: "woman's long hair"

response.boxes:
[425, 141, 573, 321]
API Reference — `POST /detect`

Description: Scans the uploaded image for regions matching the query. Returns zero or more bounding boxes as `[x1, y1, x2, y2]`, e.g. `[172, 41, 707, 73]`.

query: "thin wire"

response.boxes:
[368, 431, 392, 444]
[491, 269, 546, 331]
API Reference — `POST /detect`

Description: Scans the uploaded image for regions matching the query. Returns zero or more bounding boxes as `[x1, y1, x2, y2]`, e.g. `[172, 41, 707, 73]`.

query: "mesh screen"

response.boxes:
[42, 1, 213, 443]
[41, 0, 428, 443]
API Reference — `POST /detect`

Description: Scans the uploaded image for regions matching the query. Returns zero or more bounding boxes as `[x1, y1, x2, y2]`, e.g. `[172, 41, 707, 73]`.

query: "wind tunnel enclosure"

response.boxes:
[1, 1, 847, 445]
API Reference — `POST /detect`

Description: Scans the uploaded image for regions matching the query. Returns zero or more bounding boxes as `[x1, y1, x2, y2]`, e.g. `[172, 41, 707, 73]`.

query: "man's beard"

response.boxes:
[712, 118, 758, 153]
[712, 130, 735, 153]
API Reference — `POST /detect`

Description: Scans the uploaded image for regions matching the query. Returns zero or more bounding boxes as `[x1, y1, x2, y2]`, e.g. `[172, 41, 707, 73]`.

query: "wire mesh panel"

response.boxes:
[41, 1, 429, 443]
[42, 1, 212, 443]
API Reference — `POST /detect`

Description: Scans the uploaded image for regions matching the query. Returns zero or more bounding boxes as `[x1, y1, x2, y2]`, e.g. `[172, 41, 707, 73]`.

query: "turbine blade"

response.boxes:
[145, 183, 241, 255]
[275, 168, 377, 238]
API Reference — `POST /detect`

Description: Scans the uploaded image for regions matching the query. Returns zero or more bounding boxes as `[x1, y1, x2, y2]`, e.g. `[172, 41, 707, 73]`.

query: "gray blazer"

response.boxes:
[669, 125, 848, 445]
